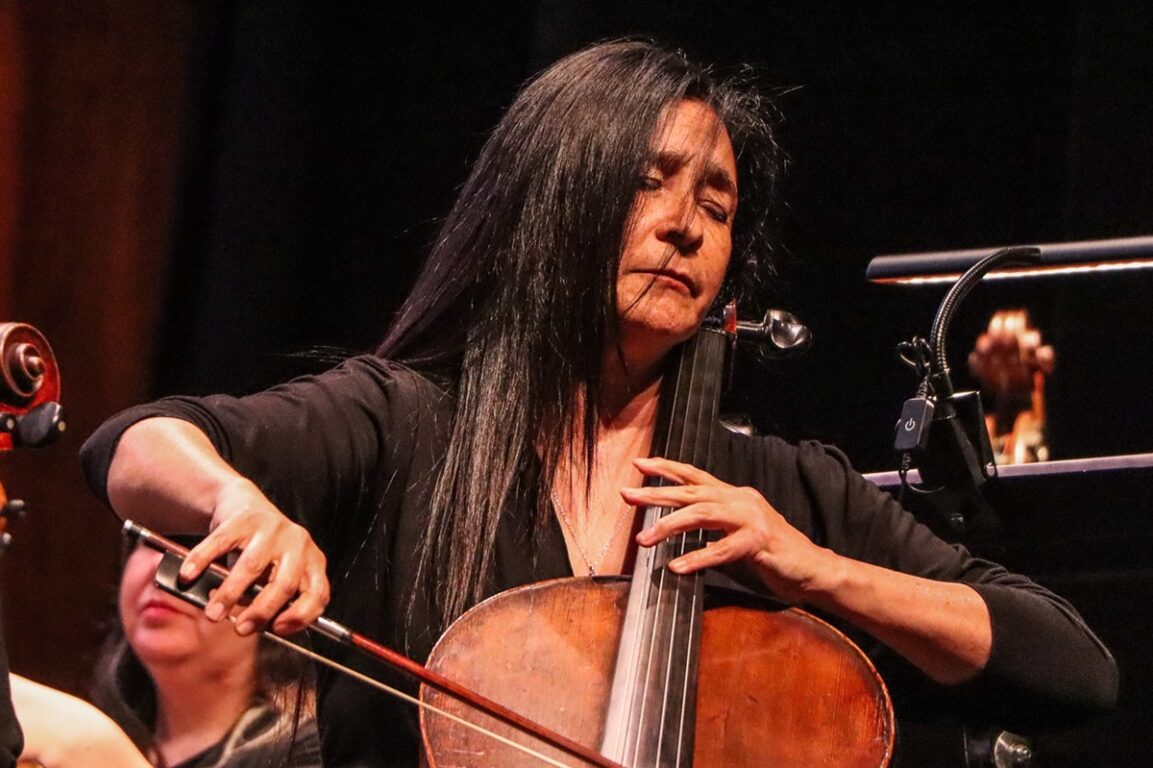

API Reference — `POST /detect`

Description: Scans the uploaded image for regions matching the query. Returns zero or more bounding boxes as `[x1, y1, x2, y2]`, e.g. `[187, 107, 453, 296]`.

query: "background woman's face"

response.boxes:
[119, 544, 258, 674]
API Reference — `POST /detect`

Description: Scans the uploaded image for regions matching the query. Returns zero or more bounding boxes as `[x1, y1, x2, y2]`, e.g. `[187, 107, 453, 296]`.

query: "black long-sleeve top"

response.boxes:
[80, 356, 1118, 767]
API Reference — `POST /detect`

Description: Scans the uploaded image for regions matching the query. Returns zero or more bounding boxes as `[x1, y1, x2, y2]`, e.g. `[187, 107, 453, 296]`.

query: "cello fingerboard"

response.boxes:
[600, 328, 726, 767]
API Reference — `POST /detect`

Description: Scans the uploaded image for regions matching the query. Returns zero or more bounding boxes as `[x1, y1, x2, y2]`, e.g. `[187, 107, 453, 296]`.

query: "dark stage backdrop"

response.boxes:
[3, 1, 1151, 765]
[156, 2, 1153, 464]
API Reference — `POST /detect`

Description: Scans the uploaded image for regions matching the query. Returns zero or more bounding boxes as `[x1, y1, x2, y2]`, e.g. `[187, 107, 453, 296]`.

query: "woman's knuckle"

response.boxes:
[266, 579, 295, 600]
[239, 556, 266, 575]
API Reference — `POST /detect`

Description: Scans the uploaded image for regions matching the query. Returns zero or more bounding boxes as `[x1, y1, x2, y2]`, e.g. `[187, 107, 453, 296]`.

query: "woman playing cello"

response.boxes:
[80, 41, 1116, 767]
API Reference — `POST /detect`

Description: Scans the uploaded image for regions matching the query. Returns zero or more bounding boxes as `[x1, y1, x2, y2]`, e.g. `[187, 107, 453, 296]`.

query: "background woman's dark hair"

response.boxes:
[88, 624, 305, 756]
[377, 39, 783, 628]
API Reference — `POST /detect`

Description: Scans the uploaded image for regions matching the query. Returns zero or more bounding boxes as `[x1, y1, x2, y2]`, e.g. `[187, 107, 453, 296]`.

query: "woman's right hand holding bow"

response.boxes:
[107, 417, 330, 636]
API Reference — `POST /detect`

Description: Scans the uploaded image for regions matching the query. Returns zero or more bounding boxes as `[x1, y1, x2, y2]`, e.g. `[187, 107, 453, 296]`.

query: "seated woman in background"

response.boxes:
[12, 539, 319, 768]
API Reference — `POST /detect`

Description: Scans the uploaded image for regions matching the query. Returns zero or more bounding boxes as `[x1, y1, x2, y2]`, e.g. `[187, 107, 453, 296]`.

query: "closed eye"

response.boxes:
[639, 173, 662, 191]
[701, 199, 730, 224]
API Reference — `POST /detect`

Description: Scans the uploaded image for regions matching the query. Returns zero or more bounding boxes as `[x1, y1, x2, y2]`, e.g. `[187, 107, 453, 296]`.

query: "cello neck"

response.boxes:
[600, 328, 727, 767]
[656, 327, 727, 469]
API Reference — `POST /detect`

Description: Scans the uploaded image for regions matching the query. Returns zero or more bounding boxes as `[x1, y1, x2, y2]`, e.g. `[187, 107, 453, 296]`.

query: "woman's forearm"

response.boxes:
[106, 417, 259, 532]
[804, 554, 992, 684]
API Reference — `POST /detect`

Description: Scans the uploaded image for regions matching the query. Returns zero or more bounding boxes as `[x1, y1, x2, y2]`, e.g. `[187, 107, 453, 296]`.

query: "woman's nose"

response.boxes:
[655, 199, 705, 255]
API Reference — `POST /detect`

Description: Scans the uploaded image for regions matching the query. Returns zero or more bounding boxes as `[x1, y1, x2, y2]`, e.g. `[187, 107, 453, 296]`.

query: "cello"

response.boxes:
[420, 315, 894, 766]
[0, 321, 65, 552]
[0, 323, 64, 458]
[138, 312, 894, 767]
[0, 322, 65, 768]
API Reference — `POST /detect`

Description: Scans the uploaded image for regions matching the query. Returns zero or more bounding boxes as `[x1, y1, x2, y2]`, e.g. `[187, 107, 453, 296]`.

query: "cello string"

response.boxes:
[655, 333, 700, 766]
[669, 330, 718, 766]
[628, 335, 691, 766]
[645, 333, 698, 766]
[651, 331, 711, 766]
[629, 329, 719, 766]
[674, 587, 697, 768]
[672, 331, 712, 766]
[630, 504, 669, 766]
[259, 626, 581, 768]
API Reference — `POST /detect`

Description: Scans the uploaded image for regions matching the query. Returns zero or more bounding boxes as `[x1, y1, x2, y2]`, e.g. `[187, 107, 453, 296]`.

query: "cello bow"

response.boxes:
[125, 520, 624, 768]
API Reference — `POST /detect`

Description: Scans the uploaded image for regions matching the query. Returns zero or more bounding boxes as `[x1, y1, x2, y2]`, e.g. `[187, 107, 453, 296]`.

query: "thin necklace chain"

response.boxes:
[551, 492, 634, 576]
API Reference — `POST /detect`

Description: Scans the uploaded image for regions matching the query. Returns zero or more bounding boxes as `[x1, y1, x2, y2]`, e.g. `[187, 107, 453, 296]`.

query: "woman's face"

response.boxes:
[119, 544, 259, 675]
[615, 100, 738, 359]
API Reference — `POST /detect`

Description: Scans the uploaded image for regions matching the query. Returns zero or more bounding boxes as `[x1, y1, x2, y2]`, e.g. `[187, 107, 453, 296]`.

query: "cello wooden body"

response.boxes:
[421, 324, 894, 767]
[421, 577, 893, 767]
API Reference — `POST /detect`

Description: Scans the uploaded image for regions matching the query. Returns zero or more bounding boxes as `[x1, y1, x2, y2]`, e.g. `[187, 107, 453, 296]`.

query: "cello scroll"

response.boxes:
[0, 323, 65, 452]
[0, 322, 65, 555]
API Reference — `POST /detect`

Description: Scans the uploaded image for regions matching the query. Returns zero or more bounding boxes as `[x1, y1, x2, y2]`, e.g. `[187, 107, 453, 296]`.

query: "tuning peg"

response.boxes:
[1, 499, 26, 519]
[12, 401, 66, 448]
[0, 499, 23, 556]
[734, 309, 813, 358]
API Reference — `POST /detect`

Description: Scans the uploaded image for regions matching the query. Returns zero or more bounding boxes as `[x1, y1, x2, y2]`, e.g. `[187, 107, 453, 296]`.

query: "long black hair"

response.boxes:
[378, 40, 783, 627]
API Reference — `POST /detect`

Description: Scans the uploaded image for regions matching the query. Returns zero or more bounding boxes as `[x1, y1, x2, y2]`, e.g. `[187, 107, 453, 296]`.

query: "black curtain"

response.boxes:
[156, 0, 1153, 466]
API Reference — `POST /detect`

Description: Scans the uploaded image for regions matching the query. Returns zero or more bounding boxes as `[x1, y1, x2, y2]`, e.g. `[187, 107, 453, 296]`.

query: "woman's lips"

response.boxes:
[140, 598, 186, 617]
[637, 269, 697, 296]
